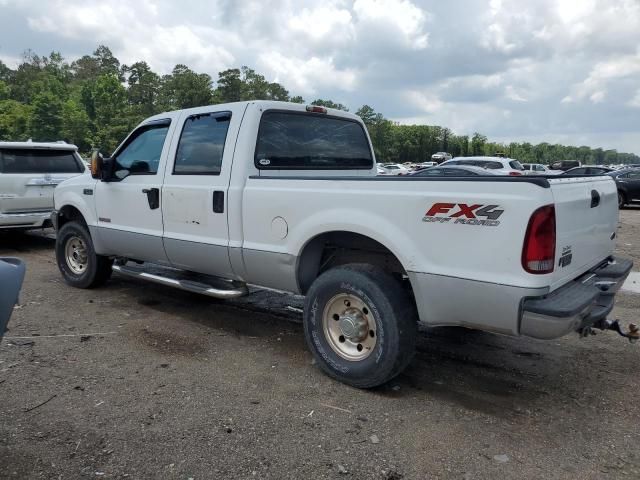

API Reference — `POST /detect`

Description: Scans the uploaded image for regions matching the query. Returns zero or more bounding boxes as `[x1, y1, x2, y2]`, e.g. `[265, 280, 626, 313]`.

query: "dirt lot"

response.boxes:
[1, 208, 639, 479]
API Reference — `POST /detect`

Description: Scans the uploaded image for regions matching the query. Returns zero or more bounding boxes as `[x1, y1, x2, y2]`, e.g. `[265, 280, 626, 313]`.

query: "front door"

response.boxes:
[161, 104, 247, 279]
[94, 118, 175, 263]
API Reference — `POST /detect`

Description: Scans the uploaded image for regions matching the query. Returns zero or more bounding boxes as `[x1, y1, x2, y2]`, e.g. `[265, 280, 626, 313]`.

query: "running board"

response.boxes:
[112, 264, 248, 299]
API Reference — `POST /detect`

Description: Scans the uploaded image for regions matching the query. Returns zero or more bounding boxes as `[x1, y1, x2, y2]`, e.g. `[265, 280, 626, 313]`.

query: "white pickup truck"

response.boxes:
[52, 101, 633, 388]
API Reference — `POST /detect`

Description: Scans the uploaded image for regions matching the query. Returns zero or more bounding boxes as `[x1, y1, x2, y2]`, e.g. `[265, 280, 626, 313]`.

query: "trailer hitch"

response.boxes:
[581, 319, 639, 343]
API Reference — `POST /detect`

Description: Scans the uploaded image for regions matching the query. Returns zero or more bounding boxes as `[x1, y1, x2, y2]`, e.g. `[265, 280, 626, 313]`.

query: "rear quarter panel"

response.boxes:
[241, 177, 555, 290]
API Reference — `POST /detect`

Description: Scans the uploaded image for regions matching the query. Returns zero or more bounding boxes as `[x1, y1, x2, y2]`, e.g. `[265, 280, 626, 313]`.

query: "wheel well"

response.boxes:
[57, 205, 88, 230]
[297, 231, 408, 295]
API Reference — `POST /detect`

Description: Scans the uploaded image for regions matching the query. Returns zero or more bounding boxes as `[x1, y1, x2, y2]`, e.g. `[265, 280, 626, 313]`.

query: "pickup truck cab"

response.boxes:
[52, 101, 632, 388]
[0, 141, 86, 229]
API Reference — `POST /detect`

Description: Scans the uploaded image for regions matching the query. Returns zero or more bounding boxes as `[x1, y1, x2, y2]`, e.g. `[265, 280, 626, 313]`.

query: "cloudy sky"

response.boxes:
[1, 0, 639, 153]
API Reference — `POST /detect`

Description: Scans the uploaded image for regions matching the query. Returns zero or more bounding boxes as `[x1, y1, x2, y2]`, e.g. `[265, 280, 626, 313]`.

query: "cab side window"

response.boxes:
[174, 112, 231, 175]
[114, 122, 170, 176]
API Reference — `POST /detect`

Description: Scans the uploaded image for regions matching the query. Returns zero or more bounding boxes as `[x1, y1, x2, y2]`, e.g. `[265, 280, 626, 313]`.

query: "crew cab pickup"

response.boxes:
[52, 101, 633, 388]
[0, 142, 86, 229]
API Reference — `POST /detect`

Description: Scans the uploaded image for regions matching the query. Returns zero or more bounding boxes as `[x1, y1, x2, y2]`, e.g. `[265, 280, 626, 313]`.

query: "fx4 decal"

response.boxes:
[422, 203, 504, 227]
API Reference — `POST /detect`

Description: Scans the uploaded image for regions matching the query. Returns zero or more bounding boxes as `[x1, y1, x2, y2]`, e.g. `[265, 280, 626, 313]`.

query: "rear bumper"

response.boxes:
[520, 256, 633, 339]
[0, 211, 52, 229]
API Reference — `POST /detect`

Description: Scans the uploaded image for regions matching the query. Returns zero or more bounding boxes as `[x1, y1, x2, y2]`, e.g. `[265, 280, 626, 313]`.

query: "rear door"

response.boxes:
[0, 148, 84, 214]
[548, 176, 618, 290]
[161, 104, 247, 279]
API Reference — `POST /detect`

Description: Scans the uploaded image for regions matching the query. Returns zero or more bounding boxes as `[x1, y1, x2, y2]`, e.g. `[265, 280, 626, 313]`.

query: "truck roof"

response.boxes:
[0, 141, 78, 151]
[141, 100, 361, 125]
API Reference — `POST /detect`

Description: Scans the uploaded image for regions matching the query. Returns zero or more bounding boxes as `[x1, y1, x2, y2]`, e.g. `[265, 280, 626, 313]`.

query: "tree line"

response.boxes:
[0, 46, 637, 165]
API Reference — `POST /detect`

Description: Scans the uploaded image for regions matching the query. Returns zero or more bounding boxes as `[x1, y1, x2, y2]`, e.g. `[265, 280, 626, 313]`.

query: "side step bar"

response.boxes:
[112, 264, 248, 299]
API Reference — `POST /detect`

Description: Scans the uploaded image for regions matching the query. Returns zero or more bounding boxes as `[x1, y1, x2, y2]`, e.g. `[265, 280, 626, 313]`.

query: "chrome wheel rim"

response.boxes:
[65, 236, 88, 275]
[322, 293, 377, 361]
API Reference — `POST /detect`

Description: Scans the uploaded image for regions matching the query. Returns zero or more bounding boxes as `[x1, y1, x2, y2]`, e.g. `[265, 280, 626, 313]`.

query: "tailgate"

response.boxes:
[0, 173, 77, 213]
[548, 176, 617, 291]
[0, 148, 84, 214]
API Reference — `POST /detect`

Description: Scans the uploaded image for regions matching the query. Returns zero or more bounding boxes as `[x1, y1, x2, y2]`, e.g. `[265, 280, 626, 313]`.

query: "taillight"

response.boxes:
[509, 171, 523, 176]
[522, 205, 556, 274]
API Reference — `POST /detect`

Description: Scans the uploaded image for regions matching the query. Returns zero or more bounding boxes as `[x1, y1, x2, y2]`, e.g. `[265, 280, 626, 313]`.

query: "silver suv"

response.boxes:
[0, 142, 86, 230]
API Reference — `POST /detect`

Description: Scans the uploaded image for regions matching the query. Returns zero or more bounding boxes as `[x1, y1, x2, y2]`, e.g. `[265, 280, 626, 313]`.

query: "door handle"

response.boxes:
[142, 188, 160, 210]
[213, 191, 224, 213]
[590, 189, 600, 208]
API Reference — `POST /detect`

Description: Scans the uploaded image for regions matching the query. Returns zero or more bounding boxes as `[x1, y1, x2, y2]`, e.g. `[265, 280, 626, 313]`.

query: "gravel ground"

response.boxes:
[0, 208, 639, 479]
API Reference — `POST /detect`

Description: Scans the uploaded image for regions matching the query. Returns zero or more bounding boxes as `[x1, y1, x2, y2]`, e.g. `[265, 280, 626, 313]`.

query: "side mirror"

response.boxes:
[90, 150, 104, 179]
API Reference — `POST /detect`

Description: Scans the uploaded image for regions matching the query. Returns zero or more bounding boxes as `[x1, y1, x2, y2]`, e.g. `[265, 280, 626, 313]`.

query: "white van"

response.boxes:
[0, 142, 86, 229]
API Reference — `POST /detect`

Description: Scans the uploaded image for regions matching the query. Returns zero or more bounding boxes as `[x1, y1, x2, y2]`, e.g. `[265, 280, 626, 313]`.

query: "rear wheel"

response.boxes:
[303, 264, 417, 388]
[618, 191, 627, 209]
[56, 221, 112, 288]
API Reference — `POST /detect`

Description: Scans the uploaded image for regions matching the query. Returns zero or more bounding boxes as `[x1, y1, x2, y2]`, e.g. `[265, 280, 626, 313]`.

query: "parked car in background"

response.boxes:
[410, 165, 500, 176]
[440, 156, 525, 175]
[563, 166, 615, 176]
[0, 142, 86, 230]
[522, 163, 563, 175]
[609, 169, 640, 208]
[550, 160, 581, 171]
[378, 163, 410, 175]
[431, 152, 452, 163]
[0, 257, 25, 339]
[419, 161, 438, 168]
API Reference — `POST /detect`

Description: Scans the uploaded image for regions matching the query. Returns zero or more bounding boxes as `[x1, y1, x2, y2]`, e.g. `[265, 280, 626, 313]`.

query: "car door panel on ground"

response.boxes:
[94, 117, 177, 263]
[161, 105, 247, 279]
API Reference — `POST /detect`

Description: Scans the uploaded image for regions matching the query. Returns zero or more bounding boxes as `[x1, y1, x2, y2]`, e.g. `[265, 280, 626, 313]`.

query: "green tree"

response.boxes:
[124, 61, 160, 116]
[0, 100, 32, 140]
[159, 64, 213, 110]
[214, 68, 243, 103]
[93, 45, 122, 79]
[30, 91, 64, 141]
[61, 98, 91, 150]
[471, 132, 487, 156]
[356, 105, 377, 125]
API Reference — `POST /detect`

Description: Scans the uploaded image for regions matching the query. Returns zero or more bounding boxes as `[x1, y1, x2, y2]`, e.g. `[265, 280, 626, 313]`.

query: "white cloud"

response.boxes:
[258, 51, 357, 96]
[629, 90, 640, 109]
[353, 0, 429, 50]
[563, 51, 640, 104]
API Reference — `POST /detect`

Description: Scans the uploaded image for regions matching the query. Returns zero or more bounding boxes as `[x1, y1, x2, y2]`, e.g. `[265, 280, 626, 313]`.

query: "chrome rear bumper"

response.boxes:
[520, 256, 633, 339]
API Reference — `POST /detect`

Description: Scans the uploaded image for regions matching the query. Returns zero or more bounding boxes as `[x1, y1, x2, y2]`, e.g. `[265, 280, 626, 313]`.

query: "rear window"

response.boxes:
[255, 111, 373, 170]
[509, 160, 524, 170]
[0, 149, 82, 174]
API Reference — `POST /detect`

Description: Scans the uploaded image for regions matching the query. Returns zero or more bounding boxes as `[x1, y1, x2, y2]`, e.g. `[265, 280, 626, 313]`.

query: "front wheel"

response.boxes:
[55, 221, 113, 288]
[618, 191, 627, 209]
[303, 264, 417, 388]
